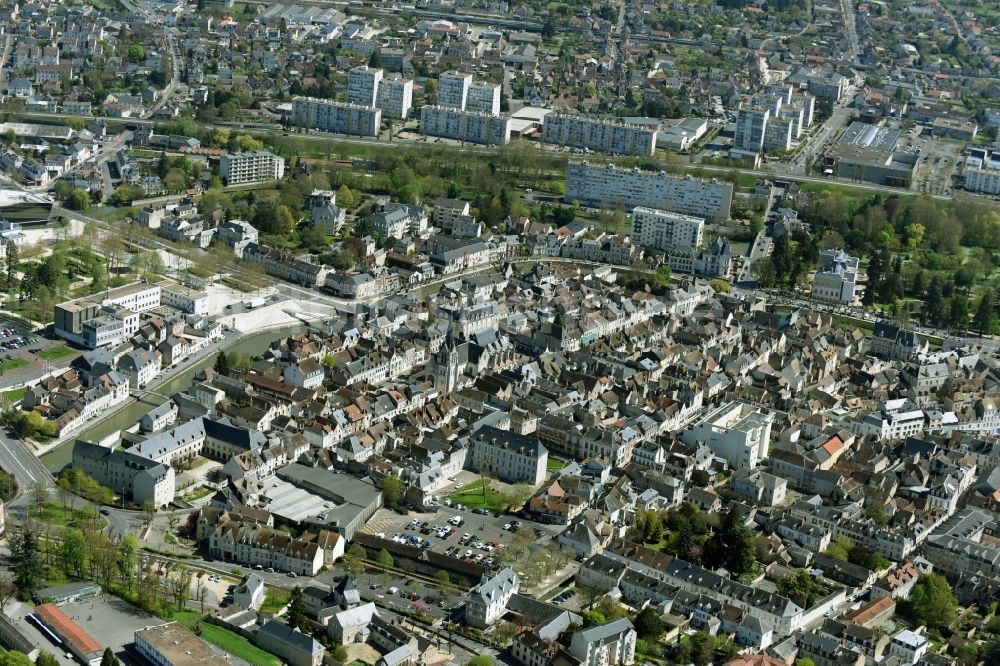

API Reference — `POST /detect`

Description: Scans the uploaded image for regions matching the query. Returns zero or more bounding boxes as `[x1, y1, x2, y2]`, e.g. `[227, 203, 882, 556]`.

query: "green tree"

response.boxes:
[67, 189, 91, 210]
[922, 276, 945, 326]
[434, 570, 451, 587]
[709, 278, 732, 293]
[825, 536, 854, 561]
[10, 530, 45, 600]
[634, 606, 665, 640]
[337, 184, 354, 208]
[0, 652, 35, 666]
[35, 653, 58, 666]
[949, 293, 969, 330]
[375, 549, 394, 568]
[974, 288, 996, 335]
[864, 503, 889, 526]
[61, 528, 87, 578]
[126, 45, 145, 63]
[705, 508, 756, 575]
[233, 134, 264, 152]
[795, 659, 817, 666]
[333, 249, 358, 270]
[275, 205, 296, 234]
[100, 648, 120, 666]
[213, 351, 231, 375]
[118, 535, 140, 591]
[6, 242, 18, 289]
[381, 475, 403, 508]
[901, 573, 958, 630]
[368, 49, 383, 67]
[286, 586, 307, 631]
[343, 544, 366, 576]
[467, 657, 494, 666]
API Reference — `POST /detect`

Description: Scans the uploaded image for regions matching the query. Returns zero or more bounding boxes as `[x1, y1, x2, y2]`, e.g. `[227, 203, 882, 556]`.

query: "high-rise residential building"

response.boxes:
[347, 65, 383, 107]
[466, 81, 501, 117]
[735, 106, 769, 151]
[376, 74, 413, 119]
[542, 113, 657, 156]
[419, 106, 510, 146]
[565, 162, 734, 221]
[291, 97, 382, 137]
[630, 207, 704, 251]
[764, 116, 793, 151]
[219, 150, 285, 185]
[438, 70, 473, 110]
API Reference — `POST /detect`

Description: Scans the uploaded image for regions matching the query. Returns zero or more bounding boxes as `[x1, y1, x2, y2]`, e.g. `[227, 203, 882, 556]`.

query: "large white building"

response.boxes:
[630, 207, 704, 251]
[811, 248, 859, 304]
[468, 425, 548, 486]
[964, 151, 1000, 195]
[347, 65, 382, 107]
[680, 401, 774, 469]
[219, 151, 285, 185]
[438, 70, 473, 110]
[566, 161, 734, 221]
[419, 106, 511, 146]
[73, 440, 175, 507]
[376, 74, 413, 119]
[466, 568, 519, 628]
[54, 281, 162, 348]
[291, 97, 381, 137]
[466, 81, 501, 117]
[735, 106, 769, 151]
[543, 113, 657, 156]
[570, 618, 637, 666]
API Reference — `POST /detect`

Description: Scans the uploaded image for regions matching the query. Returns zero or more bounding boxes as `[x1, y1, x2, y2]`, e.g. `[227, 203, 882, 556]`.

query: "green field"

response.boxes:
[260, 588, 290, 614]
[448, 479, 504, 512]
[172, 611, 280, 666]
[0, 358, 28, 372]
[0, 386, 26, 404]
[546, 457, 566, 473]
[38, 346, 79, 361]
[37, 503, 107, 529]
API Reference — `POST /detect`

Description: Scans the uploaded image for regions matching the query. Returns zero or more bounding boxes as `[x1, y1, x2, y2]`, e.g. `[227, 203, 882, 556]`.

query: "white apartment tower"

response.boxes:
[377, 75, 414, 119]
[219, 151, 285, 185]
[630, 207, 705, 251]
[735, 106, 769, 152]
[438, 70, 473, 110]
[347, 65, 383, 107]
[467, 81, 501, 117]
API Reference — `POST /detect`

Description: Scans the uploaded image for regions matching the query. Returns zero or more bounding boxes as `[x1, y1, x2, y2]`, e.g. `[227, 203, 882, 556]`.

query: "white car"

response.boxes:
[454, 482, 464, 489]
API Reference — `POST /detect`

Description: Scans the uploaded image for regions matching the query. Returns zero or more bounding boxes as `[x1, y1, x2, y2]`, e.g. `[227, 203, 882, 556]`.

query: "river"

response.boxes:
[41, 323, 306, 473]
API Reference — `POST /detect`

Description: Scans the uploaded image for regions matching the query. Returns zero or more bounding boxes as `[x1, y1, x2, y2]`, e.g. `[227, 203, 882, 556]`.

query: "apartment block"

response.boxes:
[566, 161, 734, 221]
[630, 206, 704, 251]
[468, 425, 548, 486]
[811, 248, 859, 304]
[466, 81, 501, 116]
[735, 106, 769, 151]
[543, 112, 656, 156]
[219, 150, 285, 185]
[376, 74, 413, 119]
[347, 65, 382, 107]
[54, 281, 161, 347]
[291, 97, 381, 137]
[680, 401, 774, 469]
[419, 105, 511, 146]
[764, 116, 793, 151]
[438, 70, 473, 110]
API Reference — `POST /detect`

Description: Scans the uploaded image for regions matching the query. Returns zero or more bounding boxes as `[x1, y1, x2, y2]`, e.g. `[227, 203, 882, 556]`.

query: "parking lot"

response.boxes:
[362, 504, 564, 576]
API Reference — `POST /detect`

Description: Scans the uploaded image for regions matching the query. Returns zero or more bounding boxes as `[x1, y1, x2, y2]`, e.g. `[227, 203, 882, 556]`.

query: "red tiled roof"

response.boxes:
[34, 603, 102, 656]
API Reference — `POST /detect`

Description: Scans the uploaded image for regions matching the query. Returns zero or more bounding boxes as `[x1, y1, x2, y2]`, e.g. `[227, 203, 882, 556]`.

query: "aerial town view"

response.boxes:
[0, 0, 999, 665]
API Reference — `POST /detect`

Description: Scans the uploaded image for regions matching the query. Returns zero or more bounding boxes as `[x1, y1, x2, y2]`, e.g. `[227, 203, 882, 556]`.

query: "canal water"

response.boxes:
[42, 324, 306, 473]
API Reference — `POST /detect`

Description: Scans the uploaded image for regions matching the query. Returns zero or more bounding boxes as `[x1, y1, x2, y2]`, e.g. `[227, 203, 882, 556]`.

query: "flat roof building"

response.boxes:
[32, 603, 103, 666]
[134, 622, 231, 666]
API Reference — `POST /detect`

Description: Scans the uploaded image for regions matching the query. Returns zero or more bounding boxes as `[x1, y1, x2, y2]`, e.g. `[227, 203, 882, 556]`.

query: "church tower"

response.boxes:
[435, 328, 460, 393]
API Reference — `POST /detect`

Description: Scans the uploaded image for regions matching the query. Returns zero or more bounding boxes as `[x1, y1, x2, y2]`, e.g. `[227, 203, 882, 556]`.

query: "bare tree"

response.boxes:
[0, 573, 16, 613]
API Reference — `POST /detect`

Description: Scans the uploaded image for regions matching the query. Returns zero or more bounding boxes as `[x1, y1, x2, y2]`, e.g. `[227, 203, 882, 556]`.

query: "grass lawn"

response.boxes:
[171, 610, 280, 666]
[0, 386, 26, 404]
[38, 346, 79, 361]
[448, 479, 504, 512]
[181, 486, 215, 502]
[546, 457, 566, 473]
[260, 588, 290, 614]
[0, 358, 29, 372]
[37, 502, 107, 529]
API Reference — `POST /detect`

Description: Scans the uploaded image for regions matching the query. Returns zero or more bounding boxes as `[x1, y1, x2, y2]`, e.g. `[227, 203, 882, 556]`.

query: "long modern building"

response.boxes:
[735, 106, 769, 152]
[54, 281, 161, 348]
[566, 161, 734, 221]
[419, 106, 511, 146]
[219, 151, 285, 185]
[543, 113, 657, 156]
[291, 97, 381, 137]
[630, 206, 704, 251]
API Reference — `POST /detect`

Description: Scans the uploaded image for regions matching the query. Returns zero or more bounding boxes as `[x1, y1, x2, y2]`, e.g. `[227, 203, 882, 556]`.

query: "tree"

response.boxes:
[825, 536, 854, 560]
[118, 535, 140, 591]
[67, 189, 91, 210]
[32, 480, 48, 516]
[795, 659, 817, 666]
[922, 276, 945, 326]
[10, 530, 45, 600]
[6, 241, 17, 289]
[0, 573, 16, 613]
[333, 249, 358, 270]
[381, 475, 403, 508]
[901, 573, 958, 630]
[214, 351, 231, 375]
[337, 184, 354, 208]
[61, 528, 87, 578]
[343, 544, 366, 576]
[126, 45, 145, 63]
[233, 134, 264, 152]
[974, 289, 996, 335]
[949, 293, 969, 330]
[100, 648, 120, 666]
[467, 657, 494, 666]
[634, 606, 665, 640]
[705, 508, 756, 576]
[34, 653, 58, 666]
[434, 570, 451, 587]
[375, 549, 394, 568]
[709, 278, 732, 293]
[275, 205, 296, 234]
[0, 654, 34, 666]
[368, 49, 383, 67]
[864, 503, 889, 526]
[286, 586, 307, 631]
